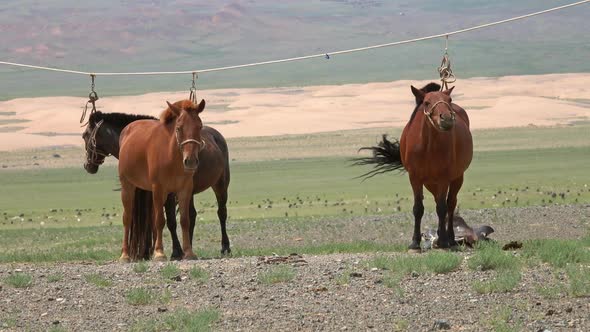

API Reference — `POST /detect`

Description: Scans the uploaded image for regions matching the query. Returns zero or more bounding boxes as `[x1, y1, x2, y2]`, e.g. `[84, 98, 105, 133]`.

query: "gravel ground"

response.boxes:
[1, 205, 589, 332]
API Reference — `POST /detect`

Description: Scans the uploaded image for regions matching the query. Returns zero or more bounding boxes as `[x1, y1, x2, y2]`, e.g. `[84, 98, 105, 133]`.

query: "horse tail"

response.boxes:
[352, 134, 405, 180]
[128, 188, 153, 261]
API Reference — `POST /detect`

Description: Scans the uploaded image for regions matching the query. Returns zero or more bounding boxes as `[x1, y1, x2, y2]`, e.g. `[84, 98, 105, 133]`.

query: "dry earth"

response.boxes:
[1, 205, 589, 332]
[1, 73, 590, 151]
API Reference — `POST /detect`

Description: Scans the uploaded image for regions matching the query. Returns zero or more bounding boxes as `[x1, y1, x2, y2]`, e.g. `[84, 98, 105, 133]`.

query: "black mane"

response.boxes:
[89, 111, 157, 128]
[408, 82, 441, 125]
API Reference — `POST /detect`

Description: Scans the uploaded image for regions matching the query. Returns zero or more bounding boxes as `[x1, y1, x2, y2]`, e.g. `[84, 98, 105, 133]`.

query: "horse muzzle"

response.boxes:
[183, 156, 199, 171]
[439, 118, 455, 131]
[84, 162, 99, 174]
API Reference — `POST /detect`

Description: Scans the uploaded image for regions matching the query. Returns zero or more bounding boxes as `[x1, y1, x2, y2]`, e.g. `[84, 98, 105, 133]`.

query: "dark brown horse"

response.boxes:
[82, 111, 231, 259]
[118, 99, 211, 262]
[356, 83, 473, 250]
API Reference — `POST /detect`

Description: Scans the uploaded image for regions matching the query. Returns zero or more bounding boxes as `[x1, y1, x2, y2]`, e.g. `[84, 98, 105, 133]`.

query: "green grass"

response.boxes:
[522, 239, 590, 268]
[488, 306, 522, 332]
[131, 308, 220, 332]
[84, 273, 113, 288]
[189, 266, 209, 283]
[126, 287, 154, 306]
[4, 273, 33, 288]
[133, 261, 149, 274]
[258, 265, 296, 284]
[566, 264, 590, 297]
[472, 270, 522, 294]
[468, 243, 520, 271]
[160, 263, 181, 280]
[0, 124, 590, 263]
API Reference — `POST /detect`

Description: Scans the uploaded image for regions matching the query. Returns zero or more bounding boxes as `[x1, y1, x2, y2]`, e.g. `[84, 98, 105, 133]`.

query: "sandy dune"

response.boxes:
[0, 73, 589, 151]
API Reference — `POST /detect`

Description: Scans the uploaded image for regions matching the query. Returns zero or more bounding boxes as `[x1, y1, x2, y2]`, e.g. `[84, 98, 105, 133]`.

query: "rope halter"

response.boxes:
[175, 127, 206, 153]
[85, 119, 110, 165]
[423, 100, 456, 131]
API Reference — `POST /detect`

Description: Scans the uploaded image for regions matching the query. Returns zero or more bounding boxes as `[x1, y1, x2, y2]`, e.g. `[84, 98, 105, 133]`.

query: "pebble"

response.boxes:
[433, 319, 451, 330]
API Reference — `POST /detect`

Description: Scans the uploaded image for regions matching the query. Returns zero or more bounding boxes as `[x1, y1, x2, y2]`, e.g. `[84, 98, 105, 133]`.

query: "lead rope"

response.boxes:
[438, 35, 456, 91]
[189, 72, 198, 105]
[80, 74, 99, 125]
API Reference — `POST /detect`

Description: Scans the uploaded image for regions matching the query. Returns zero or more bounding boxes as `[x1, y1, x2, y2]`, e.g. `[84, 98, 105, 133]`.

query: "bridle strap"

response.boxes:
[175, 131, 206, 152]
[85, 120, 110, 165]
[423, 100, 456, 131]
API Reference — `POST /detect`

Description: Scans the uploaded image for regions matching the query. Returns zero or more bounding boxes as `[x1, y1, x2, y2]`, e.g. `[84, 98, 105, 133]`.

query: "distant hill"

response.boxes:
[0, 0, 589, 99]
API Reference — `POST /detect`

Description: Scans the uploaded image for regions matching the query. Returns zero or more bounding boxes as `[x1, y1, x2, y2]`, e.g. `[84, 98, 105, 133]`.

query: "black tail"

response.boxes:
[352, 135, 405, 180]
[128, 188, 153, 261]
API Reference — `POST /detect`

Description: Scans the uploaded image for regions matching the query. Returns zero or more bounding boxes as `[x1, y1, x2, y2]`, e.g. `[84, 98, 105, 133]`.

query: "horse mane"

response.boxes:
[89, 111, 156, 128]
[408, 82, 441, 125]
[160, 100, 197, 124]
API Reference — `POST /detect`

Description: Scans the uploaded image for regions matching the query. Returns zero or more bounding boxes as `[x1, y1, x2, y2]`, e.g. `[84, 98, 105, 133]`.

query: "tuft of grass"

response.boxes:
[126, 287, 154, 305]
[382, 273, 404, 296]
[189, 266, 209, 283]
[84, 273, 113, 288]
[133, 261, 149, 274]
[131, 308, 219, 332]
[536, 284, 566, 299]
[4, 272, 33, 288]
[488, 306, 522, 332]
[48, 327, 67, 332]
[468, 243, 519, 271]
[160, 263, 181, 280]
[47, 273, 63, 283]
[162, 308, 220, 331]
[566, 264, 590, 297]
[473, 270, 521, 294]
[159, 289, 172, 304]
[522, 239, 590, 268]
[258, 265, 296, 284]
[392, 319, 410, 331]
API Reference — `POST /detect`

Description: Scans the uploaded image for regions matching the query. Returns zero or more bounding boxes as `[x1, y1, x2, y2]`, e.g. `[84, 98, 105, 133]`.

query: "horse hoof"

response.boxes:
[221, 248, 232, 256]
[183, 253, 198, 260]
[119, 255, 131, 263]
[170, 254, 183, 261]
[153, 253, 167, 262]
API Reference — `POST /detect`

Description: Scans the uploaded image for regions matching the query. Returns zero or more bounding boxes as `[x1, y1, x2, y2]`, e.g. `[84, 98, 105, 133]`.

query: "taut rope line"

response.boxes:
[0, 0, 588, 77]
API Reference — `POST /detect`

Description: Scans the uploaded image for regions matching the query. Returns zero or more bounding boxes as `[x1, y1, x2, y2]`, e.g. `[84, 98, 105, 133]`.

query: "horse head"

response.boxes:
[82, 112, 110, 174]
[411, 85, 456, 131]
[164, 99, 206, 171]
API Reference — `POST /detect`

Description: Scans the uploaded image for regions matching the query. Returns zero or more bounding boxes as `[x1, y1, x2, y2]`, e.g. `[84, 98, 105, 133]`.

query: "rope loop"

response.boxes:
[80, 74, 100, 125]
[437, 36, 456, 91]
[189, 72, 198, 104]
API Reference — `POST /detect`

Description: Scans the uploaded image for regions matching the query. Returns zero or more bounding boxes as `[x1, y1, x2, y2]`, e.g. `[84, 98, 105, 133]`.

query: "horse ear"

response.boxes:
[411, 85, 425, 104]
[443, 86, 455, 96]
[166, 101, 181, 116]
[195, 99, 206, 114]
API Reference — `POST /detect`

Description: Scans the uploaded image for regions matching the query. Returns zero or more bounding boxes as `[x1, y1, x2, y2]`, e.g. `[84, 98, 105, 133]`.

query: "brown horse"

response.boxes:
[118, 99, 207, 262]
[81, 111, 231, 259]
[356, 83, 473, 250]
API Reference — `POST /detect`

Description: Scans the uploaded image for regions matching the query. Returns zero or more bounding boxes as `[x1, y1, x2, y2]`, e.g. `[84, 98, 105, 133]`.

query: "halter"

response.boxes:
[175, 128, 206, 152]
[423, 100, 456, 130]
[85, 119, 110, 165]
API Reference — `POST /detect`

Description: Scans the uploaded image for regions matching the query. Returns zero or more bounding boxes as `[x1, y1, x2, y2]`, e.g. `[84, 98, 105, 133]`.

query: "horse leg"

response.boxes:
[119, 178, 135, 263]
[152, 187, 168, 262]
[213, 182, 231, 255]
[408, 176, 424, 251]
[165, 193, 183, 260]
[178, 189, 197, 260]
[189, 197, 196, 249]
[434, 187, 450, 249]
[446, 175, 464, 247]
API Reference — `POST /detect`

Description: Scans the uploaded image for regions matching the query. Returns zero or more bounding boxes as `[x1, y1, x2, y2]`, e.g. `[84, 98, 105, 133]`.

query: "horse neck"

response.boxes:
[102, 122, 124, 159]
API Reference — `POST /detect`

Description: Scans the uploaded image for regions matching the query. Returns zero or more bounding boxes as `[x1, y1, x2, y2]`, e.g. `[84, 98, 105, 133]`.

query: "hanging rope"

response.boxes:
[438, 36, 456, 91]
[189, 72, 198, 104]
[80, 74, 99, 125]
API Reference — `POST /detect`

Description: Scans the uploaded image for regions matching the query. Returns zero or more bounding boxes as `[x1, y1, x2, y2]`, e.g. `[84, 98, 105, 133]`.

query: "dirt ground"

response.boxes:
[1, 204, 589, 332]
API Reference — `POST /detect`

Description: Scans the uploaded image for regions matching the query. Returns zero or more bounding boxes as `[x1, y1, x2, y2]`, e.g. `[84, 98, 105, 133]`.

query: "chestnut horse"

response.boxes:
[356, 83, 473, 250]
[118, 99, 207, 262]
[82, 111, 231, 260]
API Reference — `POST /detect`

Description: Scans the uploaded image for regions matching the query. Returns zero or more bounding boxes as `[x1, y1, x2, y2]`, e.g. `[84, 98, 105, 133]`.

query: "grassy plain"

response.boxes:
[0, 123, 589, 262]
